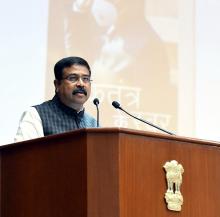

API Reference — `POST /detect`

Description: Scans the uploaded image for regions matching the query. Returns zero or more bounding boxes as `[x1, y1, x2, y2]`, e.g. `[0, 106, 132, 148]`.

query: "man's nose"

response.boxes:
[76, 77, 84, 86]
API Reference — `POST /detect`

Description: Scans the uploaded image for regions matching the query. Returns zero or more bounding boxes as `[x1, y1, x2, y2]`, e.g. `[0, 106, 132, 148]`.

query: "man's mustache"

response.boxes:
[72, 87, 87, 96]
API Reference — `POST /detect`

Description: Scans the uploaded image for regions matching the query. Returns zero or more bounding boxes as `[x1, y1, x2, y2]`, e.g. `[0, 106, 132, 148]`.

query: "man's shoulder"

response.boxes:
[32, 98, 57, 116]
[20, 107, 40, 120]
[33, 99, 53, 109]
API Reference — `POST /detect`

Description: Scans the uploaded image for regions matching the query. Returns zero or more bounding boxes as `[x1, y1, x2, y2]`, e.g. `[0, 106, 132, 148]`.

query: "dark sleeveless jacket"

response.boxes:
[34, 95, 97, 136]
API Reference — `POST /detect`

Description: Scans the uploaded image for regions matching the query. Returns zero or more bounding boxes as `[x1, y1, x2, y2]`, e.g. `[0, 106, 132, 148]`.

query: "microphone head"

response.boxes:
[93, 98, 99, 106]
[112, 101, 121, 109]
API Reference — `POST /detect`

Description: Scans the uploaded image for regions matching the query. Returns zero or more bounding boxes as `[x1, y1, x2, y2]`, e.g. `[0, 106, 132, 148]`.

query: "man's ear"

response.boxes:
[54, 79, 61, 93]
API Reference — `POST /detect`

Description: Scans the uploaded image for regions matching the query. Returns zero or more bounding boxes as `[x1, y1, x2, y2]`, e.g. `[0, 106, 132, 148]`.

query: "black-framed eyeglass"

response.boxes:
[62, 74, 93, 83]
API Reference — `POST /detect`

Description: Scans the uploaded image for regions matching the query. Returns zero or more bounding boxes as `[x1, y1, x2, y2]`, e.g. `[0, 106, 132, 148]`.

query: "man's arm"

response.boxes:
[14, 107, 44, 142]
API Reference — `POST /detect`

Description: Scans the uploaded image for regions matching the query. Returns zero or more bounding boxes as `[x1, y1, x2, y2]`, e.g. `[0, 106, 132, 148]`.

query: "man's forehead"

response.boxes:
[63, 64, 90, 75]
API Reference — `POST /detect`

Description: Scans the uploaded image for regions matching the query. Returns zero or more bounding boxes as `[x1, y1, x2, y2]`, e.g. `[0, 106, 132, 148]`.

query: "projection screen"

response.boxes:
[45, 0, 194, 134]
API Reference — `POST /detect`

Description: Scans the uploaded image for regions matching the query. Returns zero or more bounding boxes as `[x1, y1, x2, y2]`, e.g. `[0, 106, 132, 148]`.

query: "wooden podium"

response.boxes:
[1, 128, 220, 217]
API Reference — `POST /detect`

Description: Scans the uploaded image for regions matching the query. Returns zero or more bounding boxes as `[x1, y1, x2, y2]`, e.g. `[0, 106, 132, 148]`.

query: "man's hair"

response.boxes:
[54, 56, 91, 80]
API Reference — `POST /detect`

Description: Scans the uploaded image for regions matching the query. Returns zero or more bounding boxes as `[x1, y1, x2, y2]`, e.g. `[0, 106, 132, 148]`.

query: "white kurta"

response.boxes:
[14, 107, 44, 142]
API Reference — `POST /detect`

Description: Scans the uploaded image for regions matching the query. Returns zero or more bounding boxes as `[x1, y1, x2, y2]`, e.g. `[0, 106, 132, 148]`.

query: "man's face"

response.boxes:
[54, 64, 91, 111]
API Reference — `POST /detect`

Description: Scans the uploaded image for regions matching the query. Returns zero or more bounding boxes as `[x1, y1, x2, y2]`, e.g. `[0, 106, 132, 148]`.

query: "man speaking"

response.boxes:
[15, 56, 97, 142]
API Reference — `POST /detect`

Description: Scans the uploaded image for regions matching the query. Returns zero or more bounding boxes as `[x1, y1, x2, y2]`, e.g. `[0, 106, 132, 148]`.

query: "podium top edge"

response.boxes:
[1, 127, 220, 149]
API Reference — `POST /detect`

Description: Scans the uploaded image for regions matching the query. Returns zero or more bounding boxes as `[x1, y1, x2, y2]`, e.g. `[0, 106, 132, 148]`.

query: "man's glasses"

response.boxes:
[62, 74, 92, 84]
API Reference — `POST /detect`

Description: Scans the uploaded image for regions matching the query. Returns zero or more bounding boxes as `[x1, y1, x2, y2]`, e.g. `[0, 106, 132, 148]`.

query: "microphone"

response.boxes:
[93, 98, 100, 127]
[112, 101, 175, 135]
